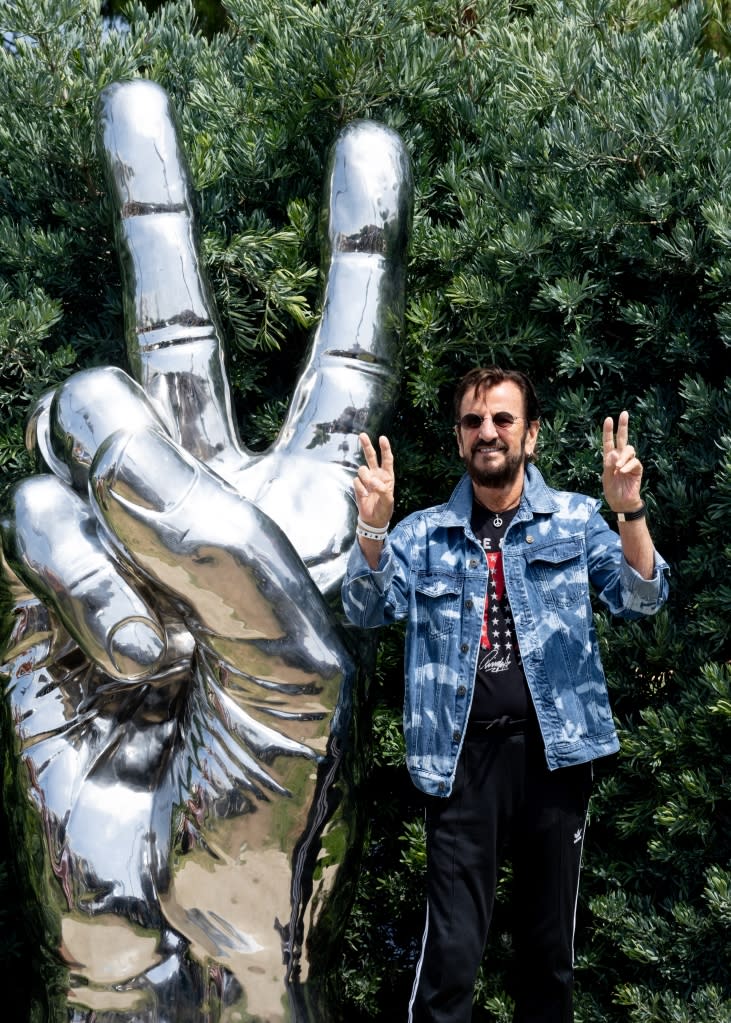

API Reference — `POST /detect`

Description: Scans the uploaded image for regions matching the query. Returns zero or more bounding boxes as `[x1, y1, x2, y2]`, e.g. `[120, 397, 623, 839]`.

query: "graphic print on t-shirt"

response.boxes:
[470, 503, 529, 720]
[480, 544, 515, 675]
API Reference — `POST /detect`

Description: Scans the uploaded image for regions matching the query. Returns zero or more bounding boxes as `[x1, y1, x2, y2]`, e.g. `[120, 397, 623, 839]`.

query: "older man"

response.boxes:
[342, 366, 669, 1023]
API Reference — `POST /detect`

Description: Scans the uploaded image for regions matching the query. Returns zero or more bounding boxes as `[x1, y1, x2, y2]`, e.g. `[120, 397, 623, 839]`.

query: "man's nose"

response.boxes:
[478, 416, 499, 440]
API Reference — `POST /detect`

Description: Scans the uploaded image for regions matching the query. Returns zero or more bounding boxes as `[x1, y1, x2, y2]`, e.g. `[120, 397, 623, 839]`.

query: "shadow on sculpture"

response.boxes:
[0, 78, 412, 1022]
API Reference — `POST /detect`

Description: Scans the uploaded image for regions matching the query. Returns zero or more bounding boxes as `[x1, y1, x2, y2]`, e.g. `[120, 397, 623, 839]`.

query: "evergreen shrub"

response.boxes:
[1, 1, 730, 1019]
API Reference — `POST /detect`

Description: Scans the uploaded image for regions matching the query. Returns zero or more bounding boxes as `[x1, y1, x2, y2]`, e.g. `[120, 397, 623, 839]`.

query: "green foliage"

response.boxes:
[2, 0, 731, 1019]
[103, 0, 228, 36]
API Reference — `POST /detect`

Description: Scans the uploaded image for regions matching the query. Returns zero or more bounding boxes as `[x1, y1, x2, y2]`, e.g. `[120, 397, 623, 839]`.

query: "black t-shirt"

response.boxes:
[469, 501, 531, 721]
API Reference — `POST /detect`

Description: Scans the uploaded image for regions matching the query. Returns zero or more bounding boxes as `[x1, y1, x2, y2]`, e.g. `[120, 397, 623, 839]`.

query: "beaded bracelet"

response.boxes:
[356, 519, 390, 541]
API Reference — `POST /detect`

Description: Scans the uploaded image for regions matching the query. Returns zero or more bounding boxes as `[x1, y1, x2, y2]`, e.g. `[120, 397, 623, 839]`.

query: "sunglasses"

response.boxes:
[456, 412, 525, 431]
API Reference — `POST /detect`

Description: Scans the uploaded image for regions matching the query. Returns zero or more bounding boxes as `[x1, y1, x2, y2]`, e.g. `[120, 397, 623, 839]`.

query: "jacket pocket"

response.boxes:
[414, 572, 463, 636]
[523, 536, 586, 608]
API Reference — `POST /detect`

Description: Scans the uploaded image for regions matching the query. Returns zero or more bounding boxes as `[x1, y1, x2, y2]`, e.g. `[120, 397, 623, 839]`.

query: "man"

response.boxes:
[341, 366, 669, 1023]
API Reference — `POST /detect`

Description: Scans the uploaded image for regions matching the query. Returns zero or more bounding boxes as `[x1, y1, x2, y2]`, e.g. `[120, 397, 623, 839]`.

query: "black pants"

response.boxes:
[409, 721, 593, 1023]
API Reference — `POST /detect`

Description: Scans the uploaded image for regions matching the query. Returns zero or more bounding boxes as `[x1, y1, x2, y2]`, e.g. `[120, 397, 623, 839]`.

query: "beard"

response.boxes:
[463, 439, 527, 489]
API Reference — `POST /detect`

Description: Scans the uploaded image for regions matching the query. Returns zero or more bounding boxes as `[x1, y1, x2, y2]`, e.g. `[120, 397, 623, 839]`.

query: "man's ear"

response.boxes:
[455, 424, 465, 459]
[525, 420, 540, 459]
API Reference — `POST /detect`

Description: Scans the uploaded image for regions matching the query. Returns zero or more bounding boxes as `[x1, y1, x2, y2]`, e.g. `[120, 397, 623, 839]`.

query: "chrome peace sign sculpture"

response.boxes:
[0, 79, 412, 1022]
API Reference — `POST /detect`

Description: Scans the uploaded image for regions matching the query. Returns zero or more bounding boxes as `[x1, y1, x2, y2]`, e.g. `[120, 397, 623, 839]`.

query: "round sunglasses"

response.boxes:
[456, 412, 525, 431]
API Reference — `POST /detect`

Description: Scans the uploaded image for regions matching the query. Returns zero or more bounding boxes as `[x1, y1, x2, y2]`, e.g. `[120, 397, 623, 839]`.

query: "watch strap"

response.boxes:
[616, 502, 647, 522]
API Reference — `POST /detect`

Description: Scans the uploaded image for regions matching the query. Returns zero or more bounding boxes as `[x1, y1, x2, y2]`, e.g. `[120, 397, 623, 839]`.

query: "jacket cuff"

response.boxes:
[620, 552, 670, 614]
[346, 536, 393, 590]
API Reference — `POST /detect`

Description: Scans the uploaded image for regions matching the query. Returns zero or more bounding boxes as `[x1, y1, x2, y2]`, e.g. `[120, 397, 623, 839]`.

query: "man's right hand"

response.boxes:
[353, 433, 395, 566]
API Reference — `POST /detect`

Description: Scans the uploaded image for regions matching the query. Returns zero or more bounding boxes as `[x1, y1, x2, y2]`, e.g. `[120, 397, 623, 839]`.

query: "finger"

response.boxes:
[353, 475, 368, 500]
[33, 366, 168, 491]
[602, 416, 616, 457]
[616, 454, 642, 476]
[1, 476, 166, 680]
[269, 120, 413, 472]
[359, 432, 379, 470]
[355, 436, 394, 494]
[355, 467, 390, 498]
[615, 409, 630, 450]
[26, 389, 73, 486]
[89, 428, 351, 685]
[98, 80, 245, 475]
[377, 435, 394, 477]
[359, 431, 385, 472]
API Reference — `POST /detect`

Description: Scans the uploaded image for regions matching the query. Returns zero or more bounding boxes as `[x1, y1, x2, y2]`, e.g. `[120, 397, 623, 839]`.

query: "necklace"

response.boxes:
[474, 494, 520, 529]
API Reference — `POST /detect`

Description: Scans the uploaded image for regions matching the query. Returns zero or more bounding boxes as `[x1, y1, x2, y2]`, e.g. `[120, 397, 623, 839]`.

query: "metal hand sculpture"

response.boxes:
[0, 79, 412, 1023]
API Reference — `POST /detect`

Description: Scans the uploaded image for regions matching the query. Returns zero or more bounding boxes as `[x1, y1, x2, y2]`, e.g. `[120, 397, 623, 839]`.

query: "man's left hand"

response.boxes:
[602, 410, 644, 512]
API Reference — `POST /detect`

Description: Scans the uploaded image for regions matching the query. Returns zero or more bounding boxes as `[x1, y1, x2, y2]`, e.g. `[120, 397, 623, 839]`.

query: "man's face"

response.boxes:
[455, 381, 539, 489]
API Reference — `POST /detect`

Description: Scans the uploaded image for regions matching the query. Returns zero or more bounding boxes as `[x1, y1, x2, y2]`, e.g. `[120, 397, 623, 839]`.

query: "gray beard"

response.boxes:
[464, 444, 525, 489]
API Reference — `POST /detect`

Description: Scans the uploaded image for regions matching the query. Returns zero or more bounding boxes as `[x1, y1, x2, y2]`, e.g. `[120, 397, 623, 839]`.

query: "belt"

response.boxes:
[466, 716, 528, 737]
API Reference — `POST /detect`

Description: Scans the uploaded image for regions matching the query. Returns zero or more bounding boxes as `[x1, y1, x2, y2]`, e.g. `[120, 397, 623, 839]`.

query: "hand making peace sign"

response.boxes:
[602, 409, 644, 513]
[0, 79, 412, 1023]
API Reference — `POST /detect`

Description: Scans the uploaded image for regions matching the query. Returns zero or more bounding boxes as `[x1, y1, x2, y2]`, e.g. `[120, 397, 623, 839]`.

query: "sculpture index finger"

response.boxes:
[98, 79, 245, 478]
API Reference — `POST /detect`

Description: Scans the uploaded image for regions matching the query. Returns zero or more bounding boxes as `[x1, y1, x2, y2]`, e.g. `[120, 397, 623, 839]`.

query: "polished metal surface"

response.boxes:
[0, 78, 412, 1022]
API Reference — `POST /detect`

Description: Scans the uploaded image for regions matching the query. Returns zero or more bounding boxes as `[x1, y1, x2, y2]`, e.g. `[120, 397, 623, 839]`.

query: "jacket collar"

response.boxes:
[436, 463, 559, 527]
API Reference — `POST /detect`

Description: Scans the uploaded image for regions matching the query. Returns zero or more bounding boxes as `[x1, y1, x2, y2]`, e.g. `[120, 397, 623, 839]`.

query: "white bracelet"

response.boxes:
[356, 518, 390, 541]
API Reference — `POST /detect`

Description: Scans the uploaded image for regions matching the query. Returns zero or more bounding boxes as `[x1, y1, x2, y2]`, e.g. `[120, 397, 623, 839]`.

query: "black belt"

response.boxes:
[466, 716, 528, 737]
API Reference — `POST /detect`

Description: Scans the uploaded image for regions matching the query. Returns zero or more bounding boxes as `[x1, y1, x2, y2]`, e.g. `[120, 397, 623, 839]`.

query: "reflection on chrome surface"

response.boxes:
[0, 78, 412, 1021]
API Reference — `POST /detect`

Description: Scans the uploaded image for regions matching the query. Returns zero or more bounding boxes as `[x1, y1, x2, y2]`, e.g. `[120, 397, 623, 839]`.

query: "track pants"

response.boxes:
[409, 721, 593, 1023]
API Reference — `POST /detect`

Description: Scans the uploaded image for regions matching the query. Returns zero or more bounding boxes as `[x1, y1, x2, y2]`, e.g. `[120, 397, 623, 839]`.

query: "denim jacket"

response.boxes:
[342, 464, 669, 797]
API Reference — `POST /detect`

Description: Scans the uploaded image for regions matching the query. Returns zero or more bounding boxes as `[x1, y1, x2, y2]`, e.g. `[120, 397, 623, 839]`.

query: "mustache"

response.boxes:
[470, 440, 507, 454]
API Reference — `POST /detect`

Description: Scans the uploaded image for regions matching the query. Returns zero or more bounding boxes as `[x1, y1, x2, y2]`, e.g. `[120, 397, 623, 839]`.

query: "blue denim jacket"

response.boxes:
[342, 464, 669, 796]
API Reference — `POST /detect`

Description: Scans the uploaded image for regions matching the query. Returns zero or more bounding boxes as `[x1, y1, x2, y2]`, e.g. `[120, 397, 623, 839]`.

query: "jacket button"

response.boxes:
[460, 643, 469, 653]
[465, 599, 473, 610]
[438, 782, 446, 792]
[457, 685, 467, 696]
[453, 730, 461, 742]
[526, 535, 534, 543]
[469, 559, 478, 568]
